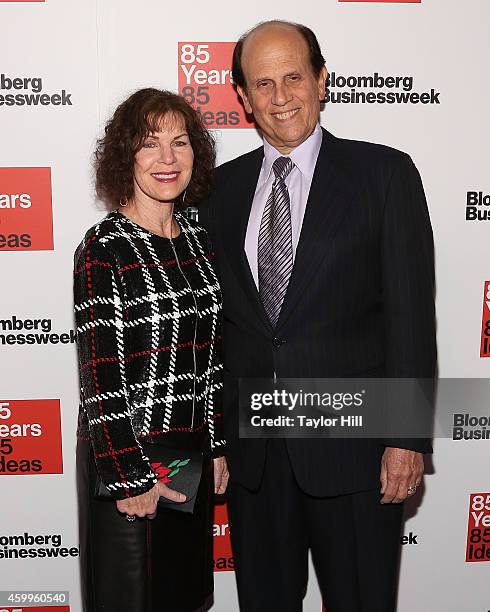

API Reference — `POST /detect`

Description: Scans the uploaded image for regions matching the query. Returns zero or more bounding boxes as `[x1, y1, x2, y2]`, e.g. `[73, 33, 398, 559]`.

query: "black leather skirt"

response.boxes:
[76, 439, 214, 612]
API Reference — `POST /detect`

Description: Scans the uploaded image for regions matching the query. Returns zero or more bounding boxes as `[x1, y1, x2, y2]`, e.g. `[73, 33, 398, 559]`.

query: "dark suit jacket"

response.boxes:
[200, 128, 436, 496]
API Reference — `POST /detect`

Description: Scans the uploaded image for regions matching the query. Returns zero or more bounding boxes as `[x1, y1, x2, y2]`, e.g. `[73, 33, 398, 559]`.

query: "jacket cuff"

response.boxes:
[382, 438, 433, 454]
[210, 439, 227, 458]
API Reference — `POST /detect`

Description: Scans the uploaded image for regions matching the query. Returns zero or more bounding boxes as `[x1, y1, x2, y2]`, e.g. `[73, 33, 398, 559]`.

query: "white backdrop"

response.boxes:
[0, 1, 489, 611]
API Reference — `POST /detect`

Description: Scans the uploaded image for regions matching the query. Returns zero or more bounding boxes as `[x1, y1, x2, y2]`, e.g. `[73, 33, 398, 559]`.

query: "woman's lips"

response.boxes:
[151, 172, 179, 183]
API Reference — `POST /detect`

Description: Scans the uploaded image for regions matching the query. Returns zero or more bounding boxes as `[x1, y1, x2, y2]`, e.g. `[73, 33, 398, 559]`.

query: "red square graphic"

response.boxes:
[178, 42, 254, 129]
[0, 399, 63, 475]
[481, 281, 490, 357]
[0, 167, 53, 251]
[213, 502, 234, 571]
[2, 609, 69, 611]
[466, 493, 490, 562]
[340, 1, 420, 3]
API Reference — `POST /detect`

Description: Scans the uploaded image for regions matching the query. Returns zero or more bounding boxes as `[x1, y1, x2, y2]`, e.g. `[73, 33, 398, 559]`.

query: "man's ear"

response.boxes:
[237, 85, 253, 115]
[318, 66, 328, 102]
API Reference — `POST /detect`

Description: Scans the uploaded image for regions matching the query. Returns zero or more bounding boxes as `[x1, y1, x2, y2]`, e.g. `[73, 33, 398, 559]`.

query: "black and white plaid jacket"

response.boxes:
[74, 210, 225, 500]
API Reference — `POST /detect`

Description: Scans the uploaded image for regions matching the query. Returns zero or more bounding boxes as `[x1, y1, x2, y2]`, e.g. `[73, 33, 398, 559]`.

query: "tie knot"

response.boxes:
[272, 156, 294, 181]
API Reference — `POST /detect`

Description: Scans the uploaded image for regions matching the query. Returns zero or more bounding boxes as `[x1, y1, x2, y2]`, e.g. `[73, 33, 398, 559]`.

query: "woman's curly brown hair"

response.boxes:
[95, 88, 216, 208]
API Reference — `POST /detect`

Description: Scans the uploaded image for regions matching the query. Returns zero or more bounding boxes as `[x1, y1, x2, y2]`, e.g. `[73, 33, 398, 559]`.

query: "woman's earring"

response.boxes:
[119, 198, 128, 208]
[181, 189, 187, 205]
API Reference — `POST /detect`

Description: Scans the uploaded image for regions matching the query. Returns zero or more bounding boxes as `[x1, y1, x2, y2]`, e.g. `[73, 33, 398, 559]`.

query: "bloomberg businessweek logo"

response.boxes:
[0, 74, 72, 108]
[325, 71, 440, 105]
[0, 315, 75, 347]
[466, 190, 490, 222]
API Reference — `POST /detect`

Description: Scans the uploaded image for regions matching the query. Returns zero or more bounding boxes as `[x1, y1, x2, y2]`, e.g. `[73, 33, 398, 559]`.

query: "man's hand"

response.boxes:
[380, 447, 424, 504]
[214, 456, 229, 494]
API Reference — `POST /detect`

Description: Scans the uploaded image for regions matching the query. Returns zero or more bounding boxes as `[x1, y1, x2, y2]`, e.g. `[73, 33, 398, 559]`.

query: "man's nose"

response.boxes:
[272, 83, 292, 106]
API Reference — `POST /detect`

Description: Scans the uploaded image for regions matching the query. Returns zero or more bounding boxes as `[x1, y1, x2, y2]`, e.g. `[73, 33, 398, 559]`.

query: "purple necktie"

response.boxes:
[257, 156, 295, 327]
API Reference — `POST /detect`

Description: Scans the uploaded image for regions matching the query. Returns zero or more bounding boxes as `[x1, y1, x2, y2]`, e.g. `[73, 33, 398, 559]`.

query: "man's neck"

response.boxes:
[262, 124, 320, 156]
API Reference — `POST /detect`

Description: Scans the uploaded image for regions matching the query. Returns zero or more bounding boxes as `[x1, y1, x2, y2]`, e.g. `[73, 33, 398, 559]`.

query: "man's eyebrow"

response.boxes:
[254, 71, 301, 84]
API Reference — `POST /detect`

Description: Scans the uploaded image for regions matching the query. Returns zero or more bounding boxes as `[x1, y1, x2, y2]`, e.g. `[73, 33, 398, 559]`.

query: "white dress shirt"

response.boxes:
[244, 123, 323, 287]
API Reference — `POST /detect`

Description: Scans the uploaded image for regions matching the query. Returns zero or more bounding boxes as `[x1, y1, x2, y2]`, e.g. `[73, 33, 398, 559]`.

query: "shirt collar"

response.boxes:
[261, 123, 322, 182]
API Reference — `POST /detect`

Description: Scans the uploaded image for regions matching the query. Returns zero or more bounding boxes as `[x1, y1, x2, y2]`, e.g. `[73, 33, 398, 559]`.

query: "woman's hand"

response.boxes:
[116, 482, 187, 519]
[116, 483, 159, 518]
[213, 456, 229, 494]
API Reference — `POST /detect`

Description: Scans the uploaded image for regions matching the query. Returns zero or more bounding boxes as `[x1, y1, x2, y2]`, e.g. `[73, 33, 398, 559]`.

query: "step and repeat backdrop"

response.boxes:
[0, 0, 489, 610]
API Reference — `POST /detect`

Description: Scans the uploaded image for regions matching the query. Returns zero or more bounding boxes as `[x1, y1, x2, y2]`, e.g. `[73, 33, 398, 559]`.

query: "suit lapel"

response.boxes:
[221, 147, 273, 332]
[276, 129, 356, 329]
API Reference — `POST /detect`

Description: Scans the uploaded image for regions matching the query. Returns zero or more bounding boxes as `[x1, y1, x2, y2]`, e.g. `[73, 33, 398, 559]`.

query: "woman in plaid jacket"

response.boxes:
[74, 89, 228, 612]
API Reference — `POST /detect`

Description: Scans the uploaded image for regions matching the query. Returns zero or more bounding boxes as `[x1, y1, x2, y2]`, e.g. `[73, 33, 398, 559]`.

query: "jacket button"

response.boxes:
[272, 337, 285, 348]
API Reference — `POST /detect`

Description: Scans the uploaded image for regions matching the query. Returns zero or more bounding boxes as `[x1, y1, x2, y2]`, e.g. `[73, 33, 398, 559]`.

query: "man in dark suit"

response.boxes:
[200, 20, 436, 612]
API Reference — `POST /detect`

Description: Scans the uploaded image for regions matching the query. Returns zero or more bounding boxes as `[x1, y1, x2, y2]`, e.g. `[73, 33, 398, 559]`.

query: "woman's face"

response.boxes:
[133, 113, 194, 206]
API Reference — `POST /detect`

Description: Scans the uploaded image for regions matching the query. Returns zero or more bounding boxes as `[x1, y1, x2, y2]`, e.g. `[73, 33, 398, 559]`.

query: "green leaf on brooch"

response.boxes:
[167, 460, 180, 468]
[178, 459, 190, 467]
[169, 468, 180, 477]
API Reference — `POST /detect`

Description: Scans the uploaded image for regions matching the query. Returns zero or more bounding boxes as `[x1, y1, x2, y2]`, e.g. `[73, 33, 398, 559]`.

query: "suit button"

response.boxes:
[272, 337, 285, 348]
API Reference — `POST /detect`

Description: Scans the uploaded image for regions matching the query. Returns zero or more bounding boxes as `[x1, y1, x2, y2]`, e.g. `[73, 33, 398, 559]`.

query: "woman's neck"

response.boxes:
[121, 198, 179, 238]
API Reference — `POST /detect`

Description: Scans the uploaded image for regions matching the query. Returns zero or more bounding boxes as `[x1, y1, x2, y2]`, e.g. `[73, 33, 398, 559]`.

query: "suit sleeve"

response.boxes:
[199, 182, 227, 457]
[74, 237, 158, 499]
[198, 188, 216, 245]
[381, 154, 437, 453]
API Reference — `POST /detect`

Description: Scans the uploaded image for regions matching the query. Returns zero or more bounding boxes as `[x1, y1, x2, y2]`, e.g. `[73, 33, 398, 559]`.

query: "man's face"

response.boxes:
[237, 25, 327, 154]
